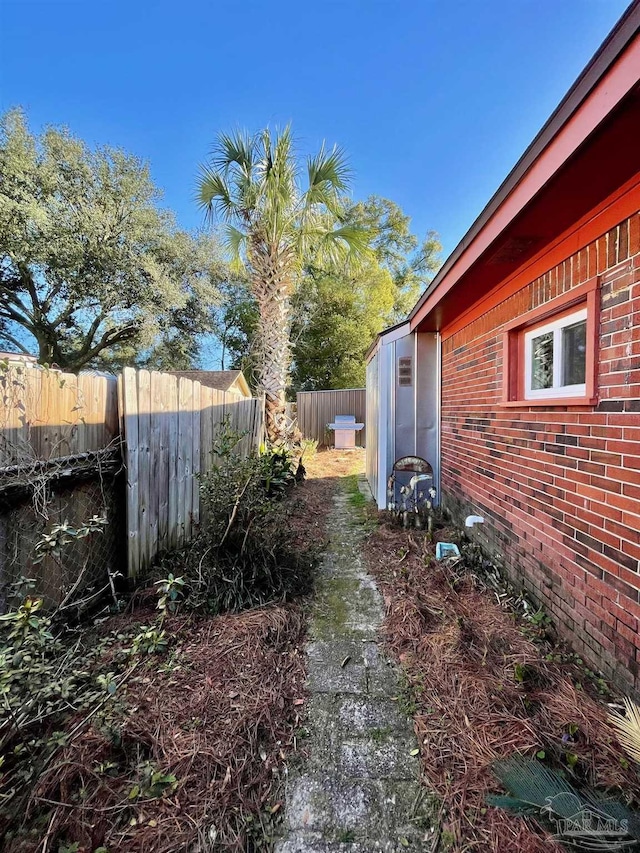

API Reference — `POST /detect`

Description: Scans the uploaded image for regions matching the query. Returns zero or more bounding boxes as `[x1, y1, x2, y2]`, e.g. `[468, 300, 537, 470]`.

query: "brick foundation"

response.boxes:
[441, 211, 640, 694]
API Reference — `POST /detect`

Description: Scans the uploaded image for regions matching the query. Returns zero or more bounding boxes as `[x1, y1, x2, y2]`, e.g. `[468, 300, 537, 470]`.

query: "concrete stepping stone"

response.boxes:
[276, 480, 436, 851]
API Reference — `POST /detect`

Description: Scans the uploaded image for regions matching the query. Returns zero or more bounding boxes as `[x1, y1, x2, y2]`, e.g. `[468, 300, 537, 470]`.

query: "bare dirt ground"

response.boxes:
[287, 448, 366, 551]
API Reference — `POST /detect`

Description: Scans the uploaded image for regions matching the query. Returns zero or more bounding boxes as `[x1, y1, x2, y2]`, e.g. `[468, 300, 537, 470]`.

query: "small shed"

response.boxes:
[169, 370, 251, 398]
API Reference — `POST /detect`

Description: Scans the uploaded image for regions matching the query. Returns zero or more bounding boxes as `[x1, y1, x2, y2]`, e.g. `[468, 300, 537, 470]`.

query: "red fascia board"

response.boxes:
[440, 174, 640, 340]
[409, 32, 640, 332]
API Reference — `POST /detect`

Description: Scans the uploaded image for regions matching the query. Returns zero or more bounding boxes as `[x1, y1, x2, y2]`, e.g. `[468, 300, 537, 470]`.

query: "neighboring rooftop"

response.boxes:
[168, 369, 251, 397]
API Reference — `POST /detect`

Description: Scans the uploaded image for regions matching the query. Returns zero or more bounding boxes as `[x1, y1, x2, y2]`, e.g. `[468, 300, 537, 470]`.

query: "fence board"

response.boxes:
[166, 375, 179, 551]
[0, 364, 119, 466]
[137, 370, 152, 572]
[191, 381, 201, 527]
[296, 389, 366, 447]
[176, 378, 189, 544]
[122, 368, 141, 578]
[149, 372, 164, 557]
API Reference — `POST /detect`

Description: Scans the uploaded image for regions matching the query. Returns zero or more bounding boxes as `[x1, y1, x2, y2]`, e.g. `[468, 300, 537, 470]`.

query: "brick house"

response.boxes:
[366, 4, 640, 692]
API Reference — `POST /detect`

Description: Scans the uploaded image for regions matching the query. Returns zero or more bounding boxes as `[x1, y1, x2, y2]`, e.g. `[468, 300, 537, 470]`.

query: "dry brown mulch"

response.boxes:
[14, 606, 305, 853]
[363, 517, 640, 852]
[6, 456, 357, 853]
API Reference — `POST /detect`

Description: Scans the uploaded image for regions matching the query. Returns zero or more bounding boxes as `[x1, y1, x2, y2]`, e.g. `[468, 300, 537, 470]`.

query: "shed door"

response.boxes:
[390, 332, 440, 501]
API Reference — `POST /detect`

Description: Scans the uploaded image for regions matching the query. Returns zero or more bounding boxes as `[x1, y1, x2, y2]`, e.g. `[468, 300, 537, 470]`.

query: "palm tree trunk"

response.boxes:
[254, 294, 290, 442]
[249, 243, 295, 443]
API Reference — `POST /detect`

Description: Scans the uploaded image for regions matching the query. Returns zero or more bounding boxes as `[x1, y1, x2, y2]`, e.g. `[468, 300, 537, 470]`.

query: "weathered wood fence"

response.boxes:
[0, 362, 264, 606]
[0, 364, 119, 465]
[296, 389, 366, 447]
[0, 364, 122, 608]
[119, 367, 264, 578]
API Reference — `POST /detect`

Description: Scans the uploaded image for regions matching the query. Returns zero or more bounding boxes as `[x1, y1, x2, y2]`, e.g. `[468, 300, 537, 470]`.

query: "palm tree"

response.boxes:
[198, 127, 366, 443]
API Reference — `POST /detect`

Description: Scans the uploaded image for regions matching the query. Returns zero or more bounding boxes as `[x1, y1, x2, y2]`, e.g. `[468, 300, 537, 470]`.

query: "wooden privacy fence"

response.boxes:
[119, 367, 264, 578]
[1, 362, 264, 607]
[296, 388, 366, 447]
[0, 363, 122, 608]
[0, 364, 119, 464]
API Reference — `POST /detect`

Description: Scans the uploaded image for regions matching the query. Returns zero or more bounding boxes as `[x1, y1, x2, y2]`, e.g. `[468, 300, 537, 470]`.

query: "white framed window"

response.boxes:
[524, 307, 588, 399]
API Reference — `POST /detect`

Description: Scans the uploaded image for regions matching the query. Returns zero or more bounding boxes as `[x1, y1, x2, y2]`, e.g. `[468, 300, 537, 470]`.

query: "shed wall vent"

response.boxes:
[398, 356, 413, 387]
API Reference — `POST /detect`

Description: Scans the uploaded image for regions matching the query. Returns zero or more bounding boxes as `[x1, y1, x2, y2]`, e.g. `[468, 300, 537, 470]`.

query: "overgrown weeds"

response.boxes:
[26, 606, 306, 852]
[0, 516, 132, 844]
[156, 419, 315, 615]
[1, 423, 320, 852]
[0, 591, 141, 846]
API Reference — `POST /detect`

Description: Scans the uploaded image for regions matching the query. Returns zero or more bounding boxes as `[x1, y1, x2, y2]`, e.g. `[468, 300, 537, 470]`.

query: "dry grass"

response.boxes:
[363, 517, 640, 852]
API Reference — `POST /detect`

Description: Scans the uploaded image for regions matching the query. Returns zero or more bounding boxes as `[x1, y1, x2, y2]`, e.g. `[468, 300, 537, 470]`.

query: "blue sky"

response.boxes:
[0, 0, 629, 260]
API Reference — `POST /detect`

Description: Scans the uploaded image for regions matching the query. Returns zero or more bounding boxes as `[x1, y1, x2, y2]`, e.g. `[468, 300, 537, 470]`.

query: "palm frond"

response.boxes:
[298, 219, 371, 274]
[321, 224, 371, 266]
[609, 697, 640, 764]
[213, 129, 255, 174]
[304, 145, 350, 218]
[485, 794, 540, 815]
[259, 126, 297, 244]
[259, 126, 273, 172]
[307, 144, 350, 193]
[327, 224, 371, 252]
[224, 225, 247, 265]
[197, 167, 236, 221]
[491, 756, 579, 815]
[490, 755, 640, 845]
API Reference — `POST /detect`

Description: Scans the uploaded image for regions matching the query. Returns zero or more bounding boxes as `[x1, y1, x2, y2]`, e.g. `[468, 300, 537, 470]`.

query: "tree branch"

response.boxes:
[75, 312, 105, 358]
[18, 264, 42, 316]
[40, 281, 64, 315]
[71, 323, 139, 370]
[0, 286, 38, 326]
[0, 331, 32, 354]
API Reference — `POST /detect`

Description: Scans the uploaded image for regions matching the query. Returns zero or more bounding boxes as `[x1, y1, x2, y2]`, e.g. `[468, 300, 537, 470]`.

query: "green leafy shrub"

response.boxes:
[129, 761, 177, 799]
[162, 418, 314, 614]
[130, 626, 169, 655]
[154, 573, 186, 616]
[259, 444, 297, 496]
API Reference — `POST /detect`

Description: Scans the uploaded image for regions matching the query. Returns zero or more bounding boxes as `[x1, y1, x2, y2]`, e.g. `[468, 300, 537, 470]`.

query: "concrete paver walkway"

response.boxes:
[276, 477, 434, 852]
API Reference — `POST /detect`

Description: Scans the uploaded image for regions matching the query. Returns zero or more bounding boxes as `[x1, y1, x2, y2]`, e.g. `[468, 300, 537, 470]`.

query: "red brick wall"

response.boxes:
[441, 211, 640, 692]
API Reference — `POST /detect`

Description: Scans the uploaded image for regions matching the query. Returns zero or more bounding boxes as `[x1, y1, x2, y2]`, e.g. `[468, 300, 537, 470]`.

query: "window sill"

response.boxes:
[499, 397, 598, 408]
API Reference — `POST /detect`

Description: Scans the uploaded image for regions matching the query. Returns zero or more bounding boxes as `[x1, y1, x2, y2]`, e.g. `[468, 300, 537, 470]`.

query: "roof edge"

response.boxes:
[407, 0, 640, 325]
[365, 319, 411, 362]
